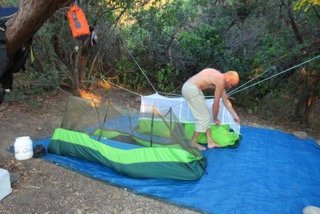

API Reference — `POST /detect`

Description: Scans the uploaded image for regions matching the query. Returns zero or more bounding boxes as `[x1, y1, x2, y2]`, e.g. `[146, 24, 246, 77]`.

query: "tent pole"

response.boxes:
[99, 101, 109, 141]
[150, 107, 155, 147]
[169, 107, 172, 138]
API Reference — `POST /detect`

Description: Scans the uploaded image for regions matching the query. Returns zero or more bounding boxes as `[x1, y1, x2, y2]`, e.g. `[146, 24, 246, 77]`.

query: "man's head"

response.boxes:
[224, 71, 239, 89]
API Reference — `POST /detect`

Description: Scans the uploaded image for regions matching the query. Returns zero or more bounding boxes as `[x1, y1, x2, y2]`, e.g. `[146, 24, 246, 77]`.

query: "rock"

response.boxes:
[303, 206, 320, 214]
[292, 131, 309, 139]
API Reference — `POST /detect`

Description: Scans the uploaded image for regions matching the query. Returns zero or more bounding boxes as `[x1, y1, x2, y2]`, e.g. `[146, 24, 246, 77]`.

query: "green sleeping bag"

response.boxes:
[136, 119, 177, 138]
[135, 119, 240, 148]
[184, 123, 240, 147]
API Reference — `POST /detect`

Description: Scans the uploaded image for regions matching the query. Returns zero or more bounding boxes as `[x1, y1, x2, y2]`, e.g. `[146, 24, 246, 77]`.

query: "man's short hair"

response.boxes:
[226, 71, 239, 84]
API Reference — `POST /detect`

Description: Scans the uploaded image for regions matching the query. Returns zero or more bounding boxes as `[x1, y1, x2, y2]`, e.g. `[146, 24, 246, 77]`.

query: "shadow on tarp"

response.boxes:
[34, 126, 320, 214]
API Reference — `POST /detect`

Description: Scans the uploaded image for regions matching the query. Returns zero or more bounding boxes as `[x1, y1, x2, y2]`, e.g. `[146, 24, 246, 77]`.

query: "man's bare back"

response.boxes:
[188, 68, 224, 91]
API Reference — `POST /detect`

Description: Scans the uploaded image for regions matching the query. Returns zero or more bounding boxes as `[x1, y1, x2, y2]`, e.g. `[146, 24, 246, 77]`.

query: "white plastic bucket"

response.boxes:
[14, 136, 33, 160]
[0, 168, 12, 201]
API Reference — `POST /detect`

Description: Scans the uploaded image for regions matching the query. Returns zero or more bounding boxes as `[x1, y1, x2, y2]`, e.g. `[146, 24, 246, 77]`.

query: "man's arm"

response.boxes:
[221, 90, 240, 123]
[212, 81, 224, 125]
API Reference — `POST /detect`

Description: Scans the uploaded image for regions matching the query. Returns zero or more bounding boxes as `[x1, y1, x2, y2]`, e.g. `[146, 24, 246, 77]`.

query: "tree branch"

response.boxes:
[5, 0, 73, 56]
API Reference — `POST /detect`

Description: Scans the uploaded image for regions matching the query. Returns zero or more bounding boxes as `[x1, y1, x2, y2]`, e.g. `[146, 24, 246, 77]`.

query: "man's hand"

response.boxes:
[234, 115, 240, 123]
[214, 118, 221, 125]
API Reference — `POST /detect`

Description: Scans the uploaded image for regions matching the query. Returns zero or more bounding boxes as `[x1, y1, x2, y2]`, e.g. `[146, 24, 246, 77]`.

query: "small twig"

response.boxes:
[26, 185, 41, 189]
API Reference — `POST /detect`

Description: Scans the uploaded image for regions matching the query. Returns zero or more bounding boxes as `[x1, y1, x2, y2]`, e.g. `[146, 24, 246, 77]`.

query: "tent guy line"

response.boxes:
[228, 54, 320, 96]
[105, 53, 320, 102]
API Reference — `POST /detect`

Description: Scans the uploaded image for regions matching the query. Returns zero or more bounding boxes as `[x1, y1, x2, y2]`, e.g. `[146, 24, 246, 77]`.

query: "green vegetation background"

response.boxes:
[2, 0, 320, 128]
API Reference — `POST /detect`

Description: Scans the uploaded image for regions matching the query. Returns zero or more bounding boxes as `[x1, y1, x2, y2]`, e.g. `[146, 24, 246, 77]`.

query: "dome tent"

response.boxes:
[48, 96, 207, 180]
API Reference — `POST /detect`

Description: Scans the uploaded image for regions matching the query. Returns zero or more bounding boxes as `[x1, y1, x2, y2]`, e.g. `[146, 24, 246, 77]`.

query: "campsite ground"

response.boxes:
[0, 89, 319, 214]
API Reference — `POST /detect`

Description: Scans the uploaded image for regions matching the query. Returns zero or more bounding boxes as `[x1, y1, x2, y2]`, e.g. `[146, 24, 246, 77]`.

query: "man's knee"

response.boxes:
[195, 117, 210, 132]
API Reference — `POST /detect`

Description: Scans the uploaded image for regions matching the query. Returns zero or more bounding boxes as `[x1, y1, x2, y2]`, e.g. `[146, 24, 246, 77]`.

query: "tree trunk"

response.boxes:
[5, 0, 73, 56]
[285, 0, 304, 44]
[294, 69, 320, 124]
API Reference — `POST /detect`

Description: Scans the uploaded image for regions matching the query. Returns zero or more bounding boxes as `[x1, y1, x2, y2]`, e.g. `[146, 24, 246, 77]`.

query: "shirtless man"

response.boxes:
[182, 68, 240, 150]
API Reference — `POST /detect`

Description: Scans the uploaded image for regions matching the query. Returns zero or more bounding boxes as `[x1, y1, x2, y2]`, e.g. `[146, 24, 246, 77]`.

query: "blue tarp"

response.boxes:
[0, 7, 18, 17]
[35, 126, 320, 214]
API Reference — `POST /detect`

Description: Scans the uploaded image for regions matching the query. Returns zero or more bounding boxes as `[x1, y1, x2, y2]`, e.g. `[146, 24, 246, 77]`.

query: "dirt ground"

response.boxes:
[0, 89, 319, 214]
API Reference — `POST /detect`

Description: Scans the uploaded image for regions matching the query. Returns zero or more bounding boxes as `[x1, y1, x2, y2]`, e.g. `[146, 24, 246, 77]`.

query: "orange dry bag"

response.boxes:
[67, 4, 90, 40]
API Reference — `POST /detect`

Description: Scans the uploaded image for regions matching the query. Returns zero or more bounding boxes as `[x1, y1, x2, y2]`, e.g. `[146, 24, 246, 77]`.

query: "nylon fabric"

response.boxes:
[67, 4, 90, 40]
[48, 128, 206, 180]
[50, 128, 198, 164]
[184, 123, 240, 147]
